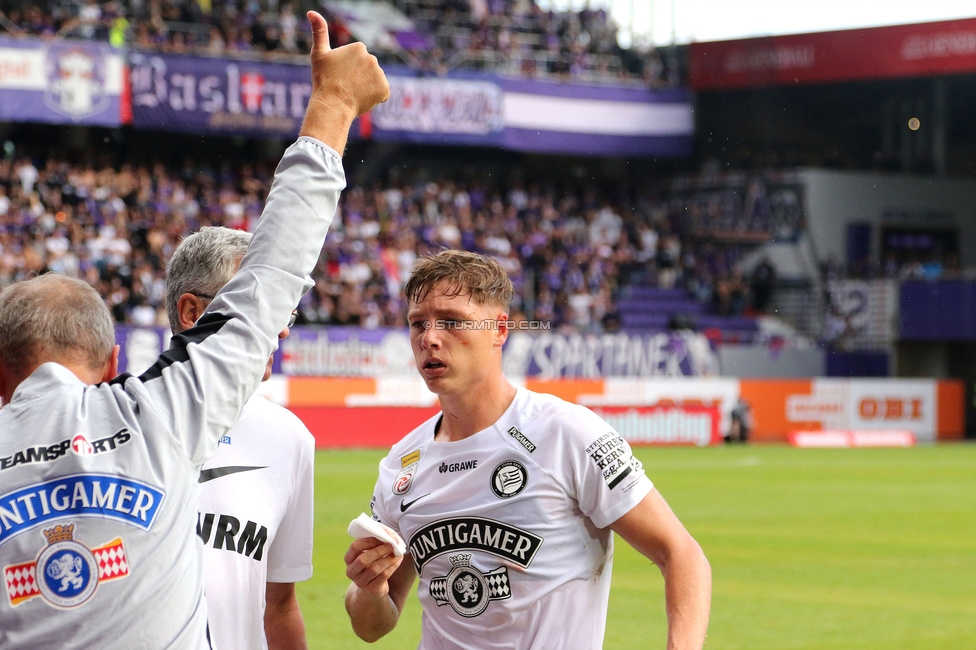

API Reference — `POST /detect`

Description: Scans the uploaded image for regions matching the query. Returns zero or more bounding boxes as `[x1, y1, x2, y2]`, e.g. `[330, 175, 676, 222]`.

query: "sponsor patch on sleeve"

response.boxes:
[401, 450, 421, 468]
[506, 427, 536, 453]
[585, 432, 638, 490]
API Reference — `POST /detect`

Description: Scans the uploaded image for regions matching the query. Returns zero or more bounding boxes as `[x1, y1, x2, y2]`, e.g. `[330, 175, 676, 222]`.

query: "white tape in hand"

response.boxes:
[347, 513, 406, 557]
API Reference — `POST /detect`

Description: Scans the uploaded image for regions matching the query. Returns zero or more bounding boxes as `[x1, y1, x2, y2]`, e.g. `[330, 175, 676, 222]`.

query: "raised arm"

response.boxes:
[122, 12, 389, 465]
[300, 10, 389, 152]
[610, 489, 712, 650]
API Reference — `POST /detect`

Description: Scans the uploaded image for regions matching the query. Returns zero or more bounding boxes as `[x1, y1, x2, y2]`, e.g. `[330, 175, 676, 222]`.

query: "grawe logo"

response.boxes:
[439, 460, 477, 474]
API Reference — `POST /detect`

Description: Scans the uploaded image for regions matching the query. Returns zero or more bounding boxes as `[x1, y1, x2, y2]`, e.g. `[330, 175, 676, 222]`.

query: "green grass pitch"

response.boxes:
[297, 444, 976, 649]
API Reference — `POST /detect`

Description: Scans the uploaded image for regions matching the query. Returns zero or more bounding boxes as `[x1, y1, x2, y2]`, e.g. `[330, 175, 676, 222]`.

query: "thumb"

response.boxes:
[307, 10, 331, 54]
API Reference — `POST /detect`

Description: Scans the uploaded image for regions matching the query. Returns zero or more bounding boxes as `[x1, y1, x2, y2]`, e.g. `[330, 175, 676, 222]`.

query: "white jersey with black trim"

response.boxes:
[0, 137, 342, 649]
[370, 387, 654, 650]
[199, 394, 315, 650]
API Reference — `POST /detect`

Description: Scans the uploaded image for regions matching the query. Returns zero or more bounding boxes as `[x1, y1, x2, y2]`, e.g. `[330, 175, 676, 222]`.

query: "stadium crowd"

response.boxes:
[0, 0, 676, 86]
[386, 0, 678, 86]
[0, 0, 310, 56]
[0, 140, 782, 332]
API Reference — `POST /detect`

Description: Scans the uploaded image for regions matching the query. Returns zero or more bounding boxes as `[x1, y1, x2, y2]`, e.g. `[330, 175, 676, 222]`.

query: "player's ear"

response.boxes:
[177, 293, 206, 330]
[495, 312, 510, 347]
[100, 345, 120, 383]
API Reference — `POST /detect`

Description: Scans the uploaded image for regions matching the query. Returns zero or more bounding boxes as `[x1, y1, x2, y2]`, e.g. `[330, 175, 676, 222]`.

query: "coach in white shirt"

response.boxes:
[166, 226, 315, 650]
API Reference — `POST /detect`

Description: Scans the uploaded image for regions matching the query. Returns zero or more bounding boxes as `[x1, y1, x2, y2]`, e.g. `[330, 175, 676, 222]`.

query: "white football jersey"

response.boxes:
[0, 138, 342, 649]
[371, 387, 653, 649]
[199, 395, 315, 650]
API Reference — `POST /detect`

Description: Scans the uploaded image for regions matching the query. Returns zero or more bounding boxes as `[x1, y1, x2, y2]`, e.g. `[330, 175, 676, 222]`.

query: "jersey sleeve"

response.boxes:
[369, 457, 399, 536]
[114, 138, 345, 466]
[551, 404, 653, 530]
[266, 419, 316, 583]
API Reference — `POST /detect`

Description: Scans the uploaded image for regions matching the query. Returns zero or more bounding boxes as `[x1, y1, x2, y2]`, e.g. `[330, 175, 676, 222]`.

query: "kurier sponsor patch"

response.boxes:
[586, 431, 638, 490]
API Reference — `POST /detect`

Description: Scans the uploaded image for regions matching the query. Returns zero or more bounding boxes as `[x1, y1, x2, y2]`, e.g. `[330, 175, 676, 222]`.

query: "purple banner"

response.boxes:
[115, 326, 719, 378]
[115, 326, 169, 376]
[114, 325, 415, 378]
[128, 51, 312, 137]
[371, 67, 693, 157]
[503, 331, 720, 378]
[280, 326, 415, 377]
[126, 50, 690, 154]
[0, 37, 124, 126]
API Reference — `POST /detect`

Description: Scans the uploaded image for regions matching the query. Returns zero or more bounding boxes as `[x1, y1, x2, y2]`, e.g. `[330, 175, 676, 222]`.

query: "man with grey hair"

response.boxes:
[0, 11, 388, 648]
[166, 226, 314, 650]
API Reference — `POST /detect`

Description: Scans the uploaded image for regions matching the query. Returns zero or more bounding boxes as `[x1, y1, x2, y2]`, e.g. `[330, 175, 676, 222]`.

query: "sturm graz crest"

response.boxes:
[429, 554, 511, 618]
[490, 460, 527, 498]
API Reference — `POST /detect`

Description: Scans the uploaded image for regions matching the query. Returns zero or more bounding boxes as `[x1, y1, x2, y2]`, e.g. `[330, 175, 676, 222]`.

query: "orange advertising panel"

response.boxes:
[739, 378, 964, 442]
[287, 377, 376, 407]
[739, 379, 814, 442]
[281, 378, 965, 447]
[937, 381, 965, 440]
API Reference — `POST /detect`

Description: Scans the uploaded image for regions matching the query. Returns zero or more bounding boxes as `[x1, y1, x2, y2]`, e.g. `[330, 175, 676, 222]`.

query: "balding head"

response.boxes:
[0, 274, 116, 376]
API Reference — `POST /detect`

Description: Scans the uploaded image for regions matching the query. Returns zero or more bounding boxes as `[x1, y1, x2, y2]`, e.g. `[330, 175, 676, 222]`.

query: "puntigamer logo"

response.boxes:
[0, 475, 164, 546]
[408, 516, 543, 575]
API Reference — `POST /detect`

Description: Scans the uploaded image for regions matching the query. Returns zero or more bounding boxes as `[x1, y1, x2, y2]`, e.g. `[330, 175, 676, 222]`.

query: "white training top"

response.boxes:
[371, 387, 654, 650]
[0, 138, 342, 649]
[199, 395, 315, 650]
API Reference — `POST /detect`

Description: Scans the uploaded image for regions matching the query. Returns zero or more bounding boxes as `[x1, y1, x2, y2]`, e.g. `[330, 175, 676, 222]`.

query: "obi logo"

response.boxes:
[858, 398, 923, 420]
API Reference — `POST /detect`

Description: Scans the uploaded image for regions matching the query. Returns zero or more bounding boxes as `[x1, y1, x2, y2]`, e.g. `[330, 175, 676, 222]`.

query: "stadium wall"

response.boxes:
[800, 169, 976, 269]
[115, 326, 963, 446]
[255, 376, 963, 448]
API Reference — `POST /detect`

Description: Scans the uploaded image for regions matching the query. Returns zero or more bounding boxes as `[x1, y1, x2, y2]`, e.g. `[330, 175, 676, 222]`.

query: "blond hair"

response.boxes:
[404, 250, 514, 310]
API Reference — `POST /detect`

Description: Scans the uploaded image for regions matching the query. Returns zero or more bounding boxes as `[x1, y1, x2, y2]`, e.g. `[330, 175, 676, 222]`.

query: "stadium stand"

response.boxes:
[0, 134, 773, 337]
[0, 2, 829, 344]
[0, 1, 675, 84]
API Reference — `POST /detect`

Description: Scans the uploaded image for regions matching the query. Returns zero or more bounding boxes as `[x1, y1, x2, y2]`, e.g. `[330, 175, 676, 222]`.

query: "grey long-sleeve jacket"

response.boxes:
[0, 137, 342, 649]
